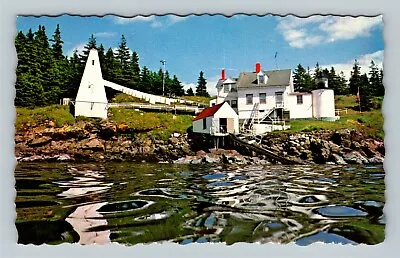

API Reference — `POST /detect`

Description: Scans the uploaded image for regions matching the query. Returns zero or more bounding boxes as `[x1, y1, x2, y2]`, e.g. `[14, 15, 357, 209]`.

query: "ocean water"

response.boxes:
[14, 162, 385, 245]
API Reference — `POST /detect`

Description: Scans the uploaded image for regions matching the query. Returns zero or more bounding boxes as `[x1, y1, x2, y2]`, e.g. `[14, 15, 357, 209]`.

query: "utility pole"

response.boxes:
[160, 60, 166, 96]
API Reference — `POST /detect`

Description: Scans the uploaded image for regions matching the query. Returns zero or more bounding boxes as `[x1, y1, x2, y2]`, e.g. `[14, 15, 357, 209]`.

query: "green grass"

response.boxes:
[111, 93, 149, 103]
[15, 105, 75, 130]
[180, 96, 213, 105]
[109, 108, 193, 140]
[286, 95, 384, 139]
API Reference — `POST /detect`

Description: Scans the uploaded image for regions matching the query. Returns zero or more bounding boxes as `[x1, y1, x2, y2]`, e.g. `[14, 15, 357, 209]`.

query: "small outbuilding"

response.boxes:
[192, 102, 239, 136]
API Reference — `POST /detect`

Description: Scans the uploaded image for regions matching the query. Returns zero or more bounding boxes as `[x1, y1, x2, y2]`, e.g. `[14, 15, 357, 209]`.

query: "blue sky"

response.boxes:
[16, 14, 383, 95]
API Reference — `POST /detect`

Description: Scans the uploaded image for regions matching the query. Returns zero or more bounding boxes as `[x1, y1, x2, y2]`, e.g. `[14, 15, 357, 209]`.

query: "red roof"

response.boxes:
[193, 102, 224, 121]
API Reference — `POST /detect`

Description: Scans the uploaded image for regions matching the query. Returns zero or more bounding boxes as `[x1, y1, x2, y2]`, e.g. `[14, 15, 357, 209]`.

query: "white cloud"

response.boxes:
[94, 32, 117, 38]
[181, 82, 196, 92]
[277, 15, 382, 48]
[66, 43, 86, 58]
[319, 16, 382, 42]
[319, 50, 384, 80]
[113, 15, 188, 28]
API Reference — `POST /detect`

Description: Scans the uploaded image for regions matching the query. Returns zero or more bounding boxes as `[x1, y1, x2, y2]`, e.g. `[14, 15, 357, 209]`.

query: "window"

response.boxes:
[258, 74, 264, 84]
[246, 94, 253, 105]
[203, 118, 207, 130]
[231, 100, 237, 108]
[275, 92, 284, 107]
[92, 60, 95, 65]
[224, 84, 230, 93]
[259, 93, 266, 104]
[231, 85, 237, 92]
[297, 95, 303, 104]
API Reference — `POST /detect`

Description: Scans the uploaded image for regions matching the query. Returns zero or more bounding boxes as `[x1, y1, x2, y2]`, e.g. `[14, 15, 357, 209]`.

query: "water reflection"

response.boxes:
[15, 162, 385, 245]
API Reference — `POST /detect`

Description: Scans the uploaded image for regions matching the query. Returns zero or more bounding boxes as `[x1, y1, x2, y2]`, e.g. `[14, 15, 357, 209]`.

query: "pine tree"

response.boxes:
[49, 24, 64, 61]
[378, 68, 384, 96]
[196, 71, 209, 97]
[186, 87, 194, 96]
[369, 60, 384, 97]
[66, 50, 82, 98]
[359, 73, 373, 111]
[103, 48, 120, 99]
[170, 75, 185, 96]
[98, 44, 106, 74]
[349, 59, 362, 95]
[35, 25, 60, 104]
[127, 51, 141, 90]
[115, 35, 132, 87]
[80, 34, 97, 70]
[293, 64, 307, 92]
[336, 71, 349, 95]
[139, 66, 152, 93]
[303, 67, 314, 92]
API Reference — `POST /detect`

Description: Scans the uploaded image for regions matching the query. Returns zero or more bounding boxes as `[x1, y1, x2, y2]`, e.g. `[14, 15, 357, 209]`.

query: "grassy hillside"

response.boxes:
[15, 104, 194, 141]
[288, 95, 384, 139]
[15, 95, 384, 140]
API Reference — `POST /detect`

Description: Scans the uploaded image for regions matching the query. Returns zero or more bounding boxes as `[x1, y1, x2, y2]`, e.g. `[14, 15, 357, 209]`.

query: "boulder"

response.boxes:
[83, 138, 104, 151]
[28, 136, 52, 147]
[331, 153, 347, 165]
[343, 151, 369, 164]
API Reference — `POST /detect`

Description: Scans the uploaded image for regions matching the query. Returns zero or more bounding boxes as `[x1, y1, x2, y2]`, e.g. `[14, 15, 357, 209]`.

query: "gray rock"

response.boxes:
[331, 153, 347, 165]
[368, 155, 384, 164]
[343, 151, 369, 164]
[57, 154, 74, 161]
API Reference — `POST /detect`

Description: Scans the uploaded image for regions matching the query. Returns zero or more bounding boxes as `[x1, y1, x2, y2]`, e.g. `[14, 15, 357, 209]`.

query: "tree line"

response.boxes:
[15, 24, 210, 107]
[293, 60, 384, 111]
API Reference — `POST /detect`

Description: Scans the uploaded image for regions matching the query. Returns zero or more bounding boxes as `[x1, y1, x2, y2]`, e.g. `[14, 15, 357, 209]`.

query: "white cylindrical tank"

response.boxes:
[312, 89, 335, 119]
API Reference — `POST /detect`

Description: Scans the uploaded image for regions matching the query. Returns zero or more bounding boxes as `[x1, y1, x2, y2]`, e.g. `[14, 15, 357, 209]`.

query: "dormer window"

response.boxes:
[224, 84, 230, 93]
[257, 71, 265, 85]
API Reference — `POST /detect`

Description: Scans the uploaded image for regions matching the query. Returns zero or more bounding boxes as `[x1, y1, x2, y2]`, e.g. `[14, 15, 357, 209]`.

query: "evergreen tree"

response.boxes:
[128, 51, 141, 90]
[303, 67, 314, 92]
[359, 73, 373, 111]
[293, 64, 307, 92]
[369, 60, 384, 97]
[115, 35, 132, 87]
[66, 50, 82, 98]
[80, 34, 97, 70]
[349, 59, 361, 95]
[186, 87, 194, 96]
[378, 68, 384, 96]
[139, 66, 152, 93]
[170, 75, 185, 96]
[336, 71, 349, 95]
[35, 25, 60, 104]
[49, 24, 64, 61]
[196, 71, 209, 97]
[103, 48, 120, 99]
[98, 44, 106, 74]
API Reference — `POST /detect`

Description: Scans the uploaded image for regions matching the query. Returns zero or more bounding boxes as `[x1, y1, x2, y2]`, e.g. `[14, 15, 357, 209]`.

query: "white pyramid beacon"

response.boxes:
[74, 48, 108, 119]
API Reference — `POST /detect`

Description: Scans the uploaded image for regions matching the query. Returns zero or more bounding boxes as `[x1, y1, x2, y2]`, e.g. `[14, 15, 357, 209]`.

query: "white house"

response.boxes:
[212, 63, 338, 134]
[192, 102, 239, 136]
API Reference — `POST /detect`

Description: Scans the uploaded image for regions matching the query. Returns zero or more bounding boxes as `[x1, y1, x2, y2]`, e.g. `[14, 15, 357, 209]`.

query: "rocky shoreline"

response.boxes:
[14, 120, 384, 165]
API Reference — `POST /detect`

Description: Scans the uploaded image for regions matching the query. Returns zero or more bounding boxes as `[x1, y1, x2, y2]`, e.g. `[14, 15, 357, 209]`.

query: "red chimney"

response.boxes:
[221, 69, 225, 80]
[255, 63, 261, 73]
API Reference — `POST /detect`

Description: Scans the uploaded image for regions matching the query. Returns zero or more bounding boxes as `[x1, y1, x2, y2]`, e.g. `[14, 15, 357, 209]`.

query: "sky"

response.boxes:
[16, 14, 384, 96]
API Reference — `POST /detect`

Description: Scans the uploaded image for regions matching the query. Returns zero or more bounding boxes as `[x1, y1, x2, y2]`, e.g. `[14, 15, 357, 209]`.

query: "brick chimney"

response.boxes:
[255, 63, 261, 73]
[221, 69, 225, 80]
